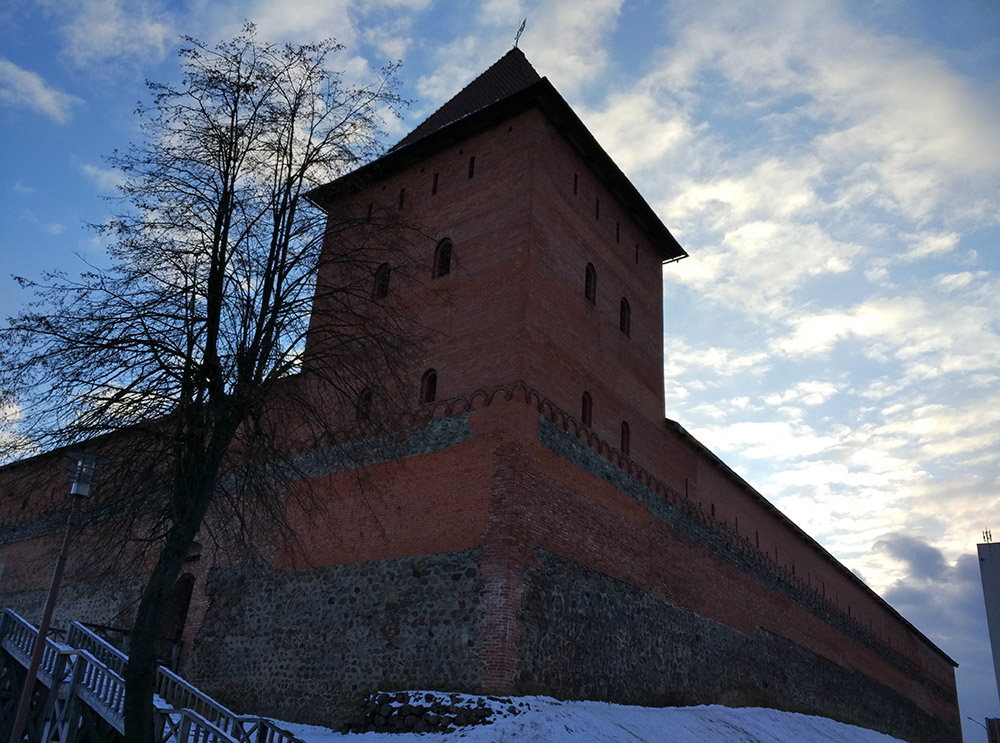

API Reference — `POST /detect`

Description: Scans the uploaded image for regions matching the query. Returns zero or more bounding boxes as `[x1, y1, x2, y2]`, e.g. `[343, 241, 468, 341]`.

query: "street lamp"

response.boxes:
[8, 451, 109, 743]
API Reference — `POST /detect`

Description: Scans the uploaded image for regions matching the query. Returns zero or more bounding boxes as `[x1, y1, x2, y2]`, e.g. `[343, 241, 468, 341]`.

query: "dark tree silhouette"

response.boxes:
[0, 24, 418, 742]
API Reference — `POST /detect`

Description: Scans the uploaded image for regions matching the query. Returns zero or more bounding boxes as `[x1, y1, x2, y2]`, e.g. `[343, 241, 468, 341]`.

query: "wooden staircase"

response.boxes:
[0, 609, 305, 743]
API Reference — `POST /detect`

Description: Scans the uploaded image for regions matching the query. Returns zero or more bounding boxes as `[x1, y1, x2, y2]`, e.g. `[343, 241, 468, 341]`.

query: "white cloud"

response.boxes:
[58, 0, 175, 67]
[670, 220, 861, 318]
[518, 0, 623, 96]
[361, 21, 413, 61]
[0, 401, 35, 462]
[663, 337, 771, 380]
[413, 35, 485, 113]
[934, 271, 986, 292]
[665, 157, 821, 227]
[239, 0, 355, 46]
[899, 232, 960, 262]
[80, 163, 124, 192]
[16, 209, 67, 237]
[876, 398, 1000, 460]
[694, 419, 839, 461]
[775, 293, 1000, 378]
[762, 380, 838, 407]
[413, 0, 624, 117]
[0, 58, 82, 123]
[578, 89, 694, 176]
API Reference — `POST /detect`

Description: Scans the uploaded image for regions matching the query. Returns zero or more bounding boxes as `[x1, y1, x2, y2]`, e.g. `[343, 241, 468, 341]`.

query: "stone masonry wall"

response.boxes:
[517, 550, 958, 743]
[538, 415, 955, 700]
[183, 549, 485, 728]
[1, 577, 144, 634]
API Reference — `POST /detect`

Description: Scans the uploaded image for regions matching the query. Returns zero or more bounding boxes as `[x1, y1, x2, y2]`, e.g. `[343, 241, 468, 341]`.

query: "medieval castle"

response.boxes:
[0, 49, 960, 743]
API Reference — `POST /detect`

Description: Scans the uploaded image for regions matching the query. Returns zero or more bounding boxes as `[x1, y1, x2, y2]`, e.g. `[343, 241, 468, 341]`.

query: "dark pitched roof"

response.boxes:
[307, 50, 687, 262]
[391, 48, 542, 151]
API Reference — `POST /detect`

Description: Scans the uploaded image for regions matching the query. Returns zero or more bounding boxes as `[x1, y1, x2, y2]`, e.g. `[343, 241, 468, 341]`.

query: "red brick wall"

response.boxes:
[275, 397, 957, 730]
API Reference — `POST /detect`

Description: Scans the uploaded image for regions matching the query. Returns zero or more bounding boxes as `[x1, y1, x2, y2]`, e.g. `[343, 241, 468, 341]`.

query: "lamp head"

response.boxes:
[65, 451, 110, 497]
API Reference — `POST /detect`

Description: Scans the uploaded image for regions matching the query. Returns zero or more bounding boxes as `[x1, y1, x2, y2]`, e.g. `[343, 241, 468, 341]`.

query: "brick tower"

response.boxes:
[0, 49, 961, 743]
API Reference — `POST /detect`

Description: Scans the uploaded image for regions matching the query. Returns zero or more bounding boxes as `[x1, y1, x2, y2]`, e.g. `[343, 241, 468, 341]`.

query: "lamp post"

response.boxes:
[8, 451, 109, 743]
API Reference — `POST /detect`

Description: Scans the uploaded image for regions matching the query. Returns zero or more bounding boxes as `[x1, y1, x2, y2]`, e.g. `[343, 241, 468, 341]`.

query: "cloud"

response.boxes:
[694, 419, 840, 461]
[874, 533, 947, 582]
[16, 209, 67, 237]
[412, 0, 624, 117]
[517, 0, 624, 96]
[58, 0, 175, 67]
[238, 0, 355, 45]
[670, 220, 861, 318]
[899, 232, 960, 263]
[603, 0, 999, 332]
[578, 89, 694, 176]
[360, 19, 413, 61]
[663, 337, 771, 380]
[80, 163, 124, 192]
[762, 380, 838, 407]
[0, 59, 83, 123]
[775, 291, 1000, 378]
[0, 401, 35, 462]
[935, 271, 988, 293]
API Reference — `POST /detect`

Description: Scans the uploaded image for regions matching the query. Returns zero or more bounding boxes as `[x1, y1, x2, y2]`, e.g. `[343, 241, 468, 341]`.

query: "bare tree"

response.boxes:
[0, 24, 417, 742]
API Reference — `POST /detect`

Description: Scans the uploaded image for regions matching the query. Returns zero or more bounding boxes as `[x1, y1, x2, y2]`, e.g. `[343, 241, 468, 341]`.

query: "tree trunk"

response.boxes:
[122, 484, 213, 743]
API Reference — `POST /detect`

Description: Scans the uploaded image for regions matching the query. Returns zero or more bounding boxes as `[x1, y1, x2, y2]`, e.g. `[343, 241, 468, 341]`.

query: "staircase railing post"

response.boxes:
[59, 651, 85, 743]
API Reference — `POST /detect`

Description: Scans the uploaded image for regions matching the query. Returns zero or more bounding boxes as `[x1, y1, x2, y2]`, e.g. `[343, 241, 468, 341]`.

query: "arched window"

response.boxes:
[581, 391, 593, 427]
[420, 368, 438, 404]
[433, 239, 452, 278]
[619, 297, 631, 336]
[356, 388, 373, 421]
[620, 421, 631, 455]
[584, 263, 597, 304]
[372, 263, 390, 299]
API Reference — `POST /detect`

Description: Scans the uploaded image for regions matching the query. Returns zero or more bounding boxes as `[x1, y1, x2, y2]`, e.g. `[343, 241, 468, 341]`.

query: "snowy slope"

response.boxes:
[278, 695, 908, 743]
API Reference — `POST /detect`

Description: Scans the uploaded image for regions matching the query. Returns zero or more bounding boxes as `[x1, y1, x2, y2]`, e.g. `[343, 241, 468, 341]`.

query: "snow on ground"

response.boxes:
[277, 695, 907, 742]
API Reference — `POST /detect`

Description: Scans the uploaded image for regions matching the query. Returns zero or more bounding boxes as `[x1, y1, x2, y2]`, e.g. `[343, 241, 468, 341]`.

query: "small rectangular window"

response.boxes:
[468, 156, 476, 179]
[431, 172, 439, 195]
[398, 188, 406, 208]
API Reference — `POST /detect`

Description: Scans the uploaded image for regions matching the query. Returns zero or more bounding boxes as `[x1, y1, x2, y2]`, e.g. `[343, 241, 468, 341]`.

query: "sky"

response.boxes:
[0, 0, 998, 740]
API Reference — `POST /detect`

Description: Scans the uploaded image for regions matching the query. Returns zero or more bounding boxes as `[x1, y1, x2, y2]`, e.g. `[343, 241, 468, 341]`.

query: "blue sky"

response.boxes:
[1, 0, 998, 739]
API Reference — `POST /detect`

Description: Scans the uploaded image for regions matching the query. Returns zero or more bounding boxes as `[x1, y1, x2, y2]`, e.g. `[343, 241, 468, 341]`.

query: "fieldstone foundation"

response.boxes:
[183, 550, 486, 726]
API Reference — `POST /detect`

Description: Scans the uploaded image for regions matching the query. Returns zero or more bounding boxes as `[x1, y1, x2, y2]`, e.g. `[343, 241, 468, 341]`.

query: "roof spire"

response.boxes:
[514, 18, 526, 48]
